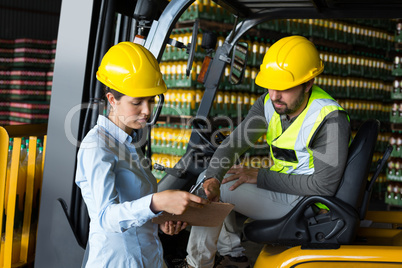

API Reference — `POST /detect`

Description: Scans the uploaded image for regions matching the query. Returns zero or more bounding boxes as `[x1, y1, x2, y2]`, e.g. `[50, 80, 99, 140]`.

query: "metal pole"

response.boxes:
[35, 0, 95, 266]
[144, 0, 194, 61]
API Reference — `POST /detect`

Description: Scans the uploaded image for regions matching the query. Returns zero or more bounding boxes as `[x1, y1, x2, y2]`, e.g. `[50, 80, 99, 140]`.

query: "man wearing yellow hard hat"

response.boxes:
[75, 42, 209, 268]
[185, 36, 351, 268]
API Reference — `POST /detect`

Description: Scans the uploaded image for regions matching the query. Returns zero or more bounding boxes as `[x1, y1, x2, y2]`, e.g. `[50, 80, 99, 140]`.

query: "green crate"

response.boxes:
[387, 170, 402, 182]
[179, 7, 215, 22]
[390, 112, 402, 124]
[385, 192, 402, 207]
[392, 68, 402, 76]
[179, 103, 197, 116]
[395, 33, 402, 44]
[391, 92, 402, 100]
[152, 170, 166, 181]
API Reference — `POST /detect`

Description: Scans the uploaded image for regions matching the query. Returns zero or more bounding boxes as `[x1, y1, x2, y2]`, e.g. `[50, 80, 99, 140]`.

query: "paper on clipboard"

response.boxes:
[152, 202, 234, 227]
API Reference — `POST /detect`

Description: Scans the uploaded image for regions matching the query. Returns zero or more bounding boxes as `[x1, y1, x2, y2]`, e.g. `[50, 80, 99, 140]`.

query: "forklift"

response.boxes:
[35, 0, 402, 267]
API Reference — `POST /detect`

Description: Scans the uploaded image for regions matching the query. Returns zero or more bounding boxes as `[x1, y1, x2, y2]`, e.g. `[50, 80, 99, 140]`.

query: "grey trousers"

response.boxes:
[186, 171, 303, 268]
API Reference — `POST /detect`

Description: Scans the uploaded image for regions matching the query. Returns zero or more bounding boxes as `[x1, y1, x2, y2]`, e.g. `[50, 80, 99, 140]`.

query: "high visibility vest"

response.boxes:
[264, 85, 346, 175]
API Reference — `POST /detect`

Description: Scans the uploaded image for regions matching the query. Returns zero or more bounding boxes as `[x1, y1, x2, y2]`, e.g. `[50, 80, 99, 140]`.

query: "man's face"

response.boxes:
[268, 84, 308, 118]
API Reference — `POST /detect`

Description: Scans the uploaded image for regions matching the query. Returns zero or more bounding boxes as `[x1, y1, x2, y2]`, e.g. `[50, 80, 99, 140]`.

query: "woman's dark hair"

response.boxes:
[104, 86, 125, 101]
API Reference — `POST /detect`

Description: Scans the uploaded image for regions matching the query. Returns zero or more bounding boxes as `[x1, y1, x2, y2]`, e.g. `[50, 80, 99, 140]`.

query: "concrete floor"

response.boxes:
[242, 239, 264, 266]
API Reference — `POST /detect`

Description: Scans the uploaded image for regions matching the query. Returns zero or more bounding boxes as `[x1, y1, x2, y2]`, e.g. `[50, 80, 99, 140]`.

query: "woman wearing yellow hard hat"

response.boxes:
[75, 42, 209, 268]
[185, 35, 350, 268]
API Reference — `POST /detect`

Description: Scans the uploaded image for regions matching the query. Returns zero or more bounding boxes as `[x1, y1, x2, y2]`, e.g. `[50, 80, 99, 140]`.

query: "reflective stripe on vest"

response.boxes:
[264, 85, 345, 175]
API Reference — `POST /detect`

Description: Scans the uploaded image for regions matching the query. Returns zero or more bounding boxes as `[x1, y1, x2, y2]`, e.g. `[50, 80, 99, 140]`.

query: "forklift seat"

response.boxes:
[244, 119, 386, 246]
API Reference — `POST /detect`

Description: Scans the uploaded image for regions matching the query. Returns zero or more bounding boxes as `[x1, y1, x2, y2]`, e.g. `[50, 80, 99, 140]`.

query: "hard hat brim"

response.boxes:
[255, 65, 324, 91]
[96, 71, 167, 98]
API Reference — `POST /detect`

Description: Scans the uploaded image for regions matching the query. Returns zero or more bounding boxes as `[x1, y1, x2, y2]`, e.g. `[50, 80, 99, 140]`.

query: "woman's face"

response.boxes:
[107, 93, 155, 133]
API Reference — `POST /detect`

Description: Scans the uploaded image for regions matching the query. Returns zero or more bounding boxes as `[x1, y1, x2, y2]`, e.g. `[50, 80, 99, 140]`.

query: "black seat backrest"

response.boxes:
[243, 119, 386, 246]
[334, 119, 379, 218]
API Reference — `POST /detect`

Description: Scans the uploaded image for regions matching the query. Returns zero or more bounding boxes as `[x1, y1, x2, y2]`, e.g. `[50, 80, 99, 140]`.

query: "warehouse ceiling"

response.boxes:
[214, 0, 402, 19]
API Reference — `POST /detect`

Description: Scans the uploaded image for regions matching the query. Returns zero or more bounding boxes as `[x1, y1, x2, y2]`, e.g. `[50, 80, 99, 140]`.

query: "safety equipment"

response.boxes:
[96, 42, 167, 97]
[255, 35, 324, 91]
[264, 85, 346, 175]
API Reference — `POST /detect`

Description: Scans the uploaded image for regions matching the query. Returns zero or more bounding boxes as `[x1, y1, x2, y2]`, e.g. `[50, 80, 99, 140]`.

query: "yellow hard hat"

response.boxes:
[96, 42, 167, 97]
[255, 35, 324, 91]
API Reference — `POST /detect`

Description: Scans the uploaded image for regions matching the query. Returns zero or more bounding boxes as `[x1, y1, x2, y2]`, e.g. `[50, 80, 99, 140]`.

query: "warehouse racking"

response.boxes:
[151, 2, 396, 206]
[0, 38, 55, 125]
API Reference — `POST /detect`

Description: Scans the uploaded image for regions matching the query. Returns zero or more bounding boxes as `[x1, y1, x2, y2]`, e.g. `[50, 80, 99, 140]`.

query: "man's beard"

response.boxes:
[273, 89, 306, 115]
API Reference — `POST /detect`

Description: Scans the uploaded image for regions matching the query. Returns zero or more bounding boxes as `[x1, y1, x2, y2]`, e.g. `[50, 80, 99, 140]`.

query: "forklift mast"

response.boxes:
[34, 0, 185, 266]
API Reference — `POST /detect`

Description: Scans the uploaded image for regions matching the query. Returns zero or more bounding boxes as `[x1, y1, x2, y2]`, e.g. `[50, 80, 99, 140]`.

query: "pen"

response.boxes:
[189, 176, 207, 194]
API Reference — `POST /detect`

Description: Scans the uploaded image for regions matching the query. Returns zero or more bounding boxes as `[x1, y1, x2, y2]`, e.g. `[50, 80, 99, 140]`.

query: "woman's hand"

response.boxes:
[160, 221, 188, 235]
[222, 165, 259, 191]
[151, 190, 210, 215]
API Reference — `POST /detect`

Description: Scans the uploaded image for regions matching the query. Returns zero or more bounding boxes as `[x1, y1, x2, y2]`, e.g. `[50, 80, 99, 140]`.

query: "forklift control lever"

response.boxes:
[153, 163, 186, 178]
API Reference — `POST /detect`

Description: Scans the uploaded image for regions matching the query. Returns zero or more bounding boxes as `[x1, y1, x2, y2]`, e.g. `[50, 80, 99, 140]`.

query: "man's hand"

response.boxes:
[202, 178, 220, 202]
[160, 221, 188, 235]
[222, 165, 259, 191]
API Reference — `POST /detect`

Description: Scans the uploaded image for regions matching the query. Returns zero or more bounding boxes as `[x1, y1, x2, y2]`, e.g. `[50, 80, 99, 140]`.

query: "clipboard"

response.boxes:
[152, 202, 234, 227]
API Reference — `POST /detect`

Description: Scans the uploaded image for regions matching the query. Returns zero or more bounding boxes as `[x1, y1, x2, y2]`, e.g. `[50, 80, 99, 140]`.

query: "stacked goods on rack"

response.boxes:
[150, 124, 272, 180]
[159, 27, 203, 118]
[258, 19, 394, 48]
[159, 88, 203, 116]
[386, 151, 402, 206]
[150, 124, 191, 180]
[0, 70, 47, 101]
[152, 2, 394, 188]
[387, 20, 402, 207]
[151, 125, 192, 156]
[387, 22, 402, 207]
[0, 39, 56, 125]
[179, 0, 234, 24]
[0, 102, 9, 125]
